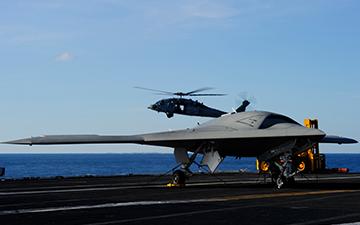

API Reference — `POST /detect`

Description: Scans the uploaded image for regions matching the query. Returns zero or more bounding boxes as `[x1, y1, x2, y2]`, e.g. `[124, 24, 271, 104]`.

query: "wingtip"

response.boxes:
[320, 135, 358, 144]
[3, 138, 33, 145]
[342, 137, 358, 144]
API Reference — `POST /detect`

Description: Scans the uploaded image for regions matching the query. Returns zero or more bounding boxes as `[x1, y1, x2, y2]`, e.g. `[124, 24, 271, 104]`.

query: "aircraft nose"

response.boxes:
[148, 104, 156, 110]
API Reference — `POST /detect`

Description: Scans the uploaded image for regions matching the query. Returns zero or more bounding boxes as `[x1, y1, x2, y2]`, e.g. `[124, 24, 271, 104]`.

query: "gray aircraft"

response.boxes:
[5, 111, 357, 188]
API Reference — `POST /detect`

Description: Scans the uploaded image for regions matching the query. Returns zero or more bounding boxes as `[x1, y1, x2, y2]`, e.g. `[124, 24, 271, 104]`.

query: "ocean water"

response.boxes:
[0, 154, 359, 179]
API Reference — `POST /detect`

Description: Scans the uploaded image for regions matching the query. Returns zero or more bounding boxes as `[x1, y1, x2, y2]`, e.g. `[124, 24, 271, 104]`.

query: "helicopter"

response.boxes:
[135, 87, 250, 118]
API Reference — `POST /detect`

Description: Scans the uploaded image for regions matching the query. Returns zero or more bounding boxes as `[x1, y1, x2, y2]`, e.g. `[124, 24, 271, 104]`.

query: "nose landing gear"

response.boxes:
[167, 170, 187, 187]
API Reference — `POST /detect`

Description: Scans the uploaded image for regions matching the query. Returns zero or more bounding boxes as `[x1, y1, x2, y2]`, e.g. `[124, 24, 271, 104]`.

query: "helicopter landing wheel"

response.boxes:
[166, 112, 174, 118]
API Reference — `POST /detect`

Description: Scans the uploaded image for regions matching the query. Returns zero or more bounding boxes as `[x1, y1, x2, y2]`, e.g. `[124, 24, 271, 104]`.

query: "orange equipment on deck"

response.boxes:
[257, 118, 326, 173]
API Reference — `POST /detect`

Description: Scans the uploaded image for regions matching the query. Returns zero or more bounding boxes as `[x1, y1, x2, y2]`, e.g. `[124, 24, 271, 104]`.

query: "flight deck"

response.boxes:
[0, 173, 360, 225]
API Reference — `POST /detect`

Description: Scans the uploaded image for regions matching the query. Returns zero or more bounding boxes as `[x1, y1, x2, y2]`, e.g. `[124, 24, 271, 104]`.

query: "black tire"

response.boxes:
[284, 176, 296, 187]
[269, 164, 280, 185]
[172, 170, 186, 185]
[166, 112, 174, 118]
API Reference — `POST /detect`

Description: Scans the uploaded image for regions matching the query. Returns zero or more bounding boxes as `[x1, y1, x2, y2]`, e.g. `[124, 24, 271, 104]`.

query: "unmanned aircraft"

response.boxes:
[6, 110, 357, 188]
[135, 87, 249, 118]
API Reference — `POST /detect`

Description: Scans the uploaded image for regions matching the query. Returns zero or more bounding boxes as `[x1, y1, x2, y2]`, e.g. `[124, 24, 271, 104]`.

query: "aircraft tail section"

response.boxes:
[236, 100, 250, 112]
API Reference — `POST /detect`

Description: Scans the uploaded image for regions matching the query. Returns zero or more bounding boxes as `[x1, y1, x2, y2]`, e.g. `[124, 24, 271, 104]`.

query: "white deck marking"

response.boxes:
[297, 175, 360, 181]
[0, 199, 216, 215]
[0, 175, 359, 196]
[0, 184, 164, 196]
[288, 214, 360, 225]
[0, 180, 253, 196]
[0, 189, 358, 216]
[83, 193, 360, 225]
[335, 222, 360, 225]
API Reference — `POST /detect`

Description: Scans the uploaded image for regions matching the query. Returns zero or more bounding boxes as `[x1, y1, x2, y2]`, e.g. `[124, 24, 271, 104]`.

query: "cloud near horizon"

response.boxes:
[182, 1, 240, 19]
[55, 52, 74, 62]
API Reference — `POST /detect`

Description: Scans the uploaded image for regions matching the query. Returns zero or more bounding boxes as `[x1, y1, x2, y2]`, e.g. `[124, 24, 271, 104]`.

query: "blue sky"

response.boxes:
[0, 0, 359, 153]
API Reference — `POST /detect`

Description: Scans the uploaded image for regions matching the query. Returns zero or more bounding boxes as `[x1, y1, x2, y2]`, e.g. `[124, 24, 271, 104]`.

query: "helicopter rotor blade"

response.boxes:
[189, 94, 227, 96]
[134, 87, 174, 95]
[135, 86, 225, 97]
[154, 93, 174, 96]
[236, 92, 257, 111]
[240, 92, 257, 105]
[186, 87, 214, 95]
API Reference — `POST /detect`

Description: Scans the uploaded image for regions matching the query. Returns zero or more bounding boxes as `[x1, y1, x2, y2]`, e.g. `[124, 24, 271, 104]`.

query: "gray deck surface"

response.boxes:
[0, 173, 360, 225]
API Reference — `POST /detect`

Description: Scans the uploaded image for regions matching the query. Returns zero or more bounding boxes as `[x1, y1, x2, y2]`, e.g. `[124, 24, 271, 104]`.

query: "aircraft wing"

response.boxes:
[4, 135, 146, 146]
[10, 132, 355, 146]
[4, 125, 328, 151]
[320, 135, 358, 144]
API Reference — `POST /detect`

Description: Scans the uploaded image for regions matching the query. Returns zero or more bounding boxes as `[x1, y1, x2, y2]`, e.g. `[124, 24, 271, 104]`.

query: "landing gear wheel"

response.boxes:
[275, 176, 296, 189]
[166, 112, 174, 118]
[171, 170, 186, 187]
[270, 165, 280, 186]
[285, 176, 296, 187]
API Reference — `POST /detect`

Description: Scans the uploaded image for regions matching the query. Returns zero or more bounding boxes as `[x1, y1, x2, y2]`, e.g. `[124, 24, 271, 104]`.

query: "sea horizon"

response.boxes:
[0, 153, 359, 179]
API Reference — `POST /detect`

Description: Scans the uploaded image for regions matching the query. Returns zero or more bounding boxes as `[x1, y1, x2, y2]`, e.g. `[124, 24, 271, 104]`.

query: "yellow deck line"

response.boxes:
[216, 189, 360, 202]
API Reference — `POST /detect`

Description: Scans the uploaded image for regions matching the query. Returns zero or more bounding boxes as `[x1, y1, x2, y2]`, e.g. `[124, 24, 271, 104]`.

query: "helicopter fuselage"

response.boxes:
[148, 98, 226, 118]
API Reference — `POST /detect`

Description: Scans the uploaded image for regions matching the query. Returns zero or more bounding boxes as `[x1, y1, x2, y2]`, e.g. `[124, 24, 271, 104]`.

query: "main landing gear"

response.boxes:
[166, 112, 174, 118]
[269, 152, 300, 189]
